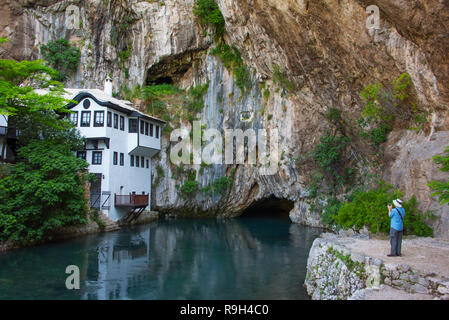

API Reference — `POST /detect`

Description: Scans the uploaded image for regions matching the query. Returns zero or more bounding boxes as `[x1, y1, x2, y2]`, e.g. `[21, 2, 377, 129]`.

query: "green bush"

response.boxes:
[272, 65, 294, 94]
[0, 140, 89, 244]
[154, 165, 165, 186]
[193, 0, 225, 37]
[333, 182, 433, 236]
[358, 73, 411, 150]
[212, 176, 233, 194]
[321, 197, 343, 226]
[187, 82, 209, 113]
[324, 107, 345, 133]
[143, 84, 183, 98]
[40, 39, 81, 81]
[311, 133, 350, 191]
[179, 180, 199, 199]
[90, 208, 105, 230]
[428, 146, 449, 205]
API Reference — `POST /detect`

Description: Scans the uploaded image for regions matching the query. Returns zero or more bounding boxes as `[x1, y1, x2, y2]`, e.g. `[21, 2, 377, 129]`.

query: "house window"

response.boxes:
[120, 153, 124, 166]
[130, 155, 134, 167]
[141, 157, 145, 168]
[150, 123, 154, 137]
[145, 122, 149, 135]
[120, 116, 125, 131]
[81, 111, 91, 127]
[94, 111, 105, 127]
[113, 152, 118, 165]
[140, 120, 145, 134]
[113, 113, 118, 129]
[76, 151, 86, 160]
[136, 156, 140, 168]
[70, 111, 78, 126]
[107, 111, 112, 127]
[92, 151, 102, 165]
[156, 125, 160, 138]
[146, 159, 149, 168]
[129, 119, 138, 133]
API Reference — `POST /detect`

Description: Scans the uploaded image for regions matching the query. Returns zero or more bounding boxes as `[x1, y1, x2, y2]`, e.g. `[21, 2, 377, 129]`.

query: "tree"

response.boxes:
[0, 38, 89, 244]
[0, 139, 89, 244]
[428, 146, 449, 205]
[40, 38, 81, 81]
[0, 38, 74, 146]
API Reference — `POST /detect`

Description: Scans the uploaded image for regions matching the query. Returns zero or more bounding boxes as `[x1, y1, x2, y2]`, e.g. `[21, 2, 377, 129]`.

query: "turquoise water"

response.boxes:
[0, 217, 321, 300]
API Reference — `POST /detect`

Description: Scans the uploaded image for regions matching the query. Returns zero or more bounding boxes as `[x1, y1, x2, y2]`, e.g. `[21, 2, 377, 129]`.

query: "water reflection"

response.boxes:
[0, 218, 321, 300]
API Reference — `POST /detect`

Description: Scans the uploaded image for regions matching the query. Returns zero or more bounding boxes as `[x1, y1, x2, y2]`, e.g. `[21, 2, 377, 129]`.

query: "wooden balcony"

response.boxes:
[114, 193, 149, 208]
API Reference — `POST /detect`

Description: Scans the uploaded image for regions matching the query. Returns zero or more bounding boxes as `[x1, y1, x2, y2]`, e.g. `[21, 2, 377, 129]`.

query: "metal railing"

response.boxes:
[90, 193, 101, 209]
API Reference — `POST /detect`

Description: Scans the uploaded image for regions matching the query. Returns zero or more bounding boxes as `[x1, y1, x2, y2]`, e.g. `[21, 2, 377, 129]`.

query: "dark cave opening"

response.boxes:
[239, 196, 294, 220]
[148, 76, 174, 85]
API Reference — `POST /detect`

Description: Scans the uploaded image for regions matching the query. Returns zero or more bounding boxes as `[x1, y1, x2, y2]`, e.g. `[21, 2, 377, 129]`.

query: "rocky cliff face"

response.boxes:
[1, 0, 448, 237]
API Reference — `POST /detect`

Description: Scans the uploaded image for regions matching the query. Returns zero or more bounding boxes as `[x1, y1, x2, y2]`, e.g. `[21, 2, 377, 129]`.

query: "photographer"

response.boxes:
[387, 199, 405, 257]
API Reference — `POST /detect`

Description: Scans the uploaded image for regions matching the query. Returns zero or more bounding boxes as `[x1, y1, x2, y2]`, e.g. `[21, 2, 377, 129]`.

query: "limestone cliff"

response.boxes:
[1, 0, 448, 237]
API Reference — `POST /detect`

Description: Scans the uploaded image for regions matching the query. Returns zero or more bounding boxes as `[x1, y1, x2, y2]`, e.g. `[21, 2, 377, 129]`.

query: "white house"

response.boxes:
[0, 114, 16, 162]
[0, 114, 7, 162]
[61, 78, 165, 222]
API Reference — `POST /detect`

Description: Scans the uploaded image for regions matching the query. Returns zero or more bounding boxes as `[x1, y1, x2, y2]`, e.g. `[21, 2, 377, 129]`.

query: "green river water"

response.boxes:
[0, 217, 321, 300]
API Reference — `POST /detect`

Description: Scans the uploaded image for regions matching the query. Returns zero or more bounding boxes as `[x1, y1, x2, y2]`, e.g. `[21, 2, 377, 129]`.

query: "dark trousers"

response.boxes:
[390, 228, 403, 256]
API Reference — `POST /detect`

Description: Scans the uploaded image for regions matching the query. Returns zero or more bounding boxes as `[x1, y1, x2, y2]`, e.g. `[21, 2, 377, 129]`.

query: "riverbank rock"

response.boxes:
[0, 211, 119, 253]
[305, 233, 449, 300]
[120, 210, 159, 226]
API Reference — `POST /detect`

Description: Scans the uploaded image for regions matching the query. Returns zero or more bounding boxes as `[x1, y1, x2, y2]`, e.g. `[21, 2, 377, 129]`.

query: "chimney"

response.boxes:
[104, 76, 113, 97]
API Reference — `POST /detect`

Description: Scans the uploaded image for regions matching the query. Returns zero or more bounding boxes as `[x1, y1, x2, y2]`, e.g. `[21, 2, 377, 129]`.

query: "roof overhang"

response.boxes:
[66, 92, 166, 125]
[129, 146, 160, 158]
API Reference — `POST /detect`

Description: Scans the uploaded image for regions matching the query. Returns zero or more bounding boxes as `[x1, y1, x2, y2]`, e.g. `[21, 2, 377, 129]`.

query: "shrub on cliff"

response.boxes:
[211, 43, 251, 93]
[193, 0, 225, 37]
[40, 38, 81, 81]
[358, 73, 411, 150]
[308, 133, 352, 194]
[428, 146, 449, 205]
[333, 182, 433, 237]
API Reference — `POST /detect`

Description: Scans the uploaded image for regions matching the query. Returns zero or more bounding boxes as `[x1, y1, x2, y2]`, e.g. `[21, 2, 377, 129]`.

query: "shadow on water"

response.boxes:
[0, 216, 321, 300]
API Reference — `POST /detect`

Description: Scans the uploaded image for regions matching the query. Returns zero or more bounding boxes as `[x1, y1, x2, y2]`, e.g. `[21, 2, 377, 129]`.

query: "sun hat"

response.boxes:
[393, 199, 403, 207]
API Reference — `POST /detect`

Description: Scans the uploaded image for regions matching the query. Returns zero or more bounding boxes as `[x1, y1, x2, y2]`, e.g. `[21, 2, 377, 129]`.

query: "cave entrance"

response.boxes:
[239, 196, 294, 220]
[148, 76, 174, 85]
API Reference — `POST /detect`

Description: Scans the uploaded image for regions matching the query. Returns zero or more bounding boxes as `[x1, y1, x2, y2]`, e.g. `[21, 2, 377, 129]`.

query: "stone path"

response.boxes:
[311, 233, 449, 300]
[350, 285, 434, 300]
[345, 236, 449, 279]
